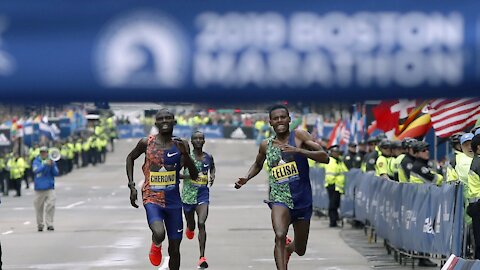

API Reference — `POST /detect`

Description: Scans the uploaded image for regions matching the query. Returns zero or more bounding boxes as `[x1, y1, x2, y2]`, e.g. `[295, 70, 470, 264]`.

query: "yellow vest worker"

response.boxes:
[325, 145, 348, 227]
[410, 142, 443, 185]
[466, 131, 480, 259]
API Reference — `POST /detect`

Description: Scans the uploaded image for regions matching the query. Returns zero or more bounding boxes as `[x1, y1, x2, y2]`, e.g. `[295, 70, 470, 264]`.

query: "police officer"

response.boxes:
[410, 141, 443, 186]
[375, 140, 391, 179]
[356, 141, 367, 168]
[398, 139, 418, 183]
[325, 145, 348, 227]
[365, 136, 381, 172]
[389, 141, 403, 181]
[344, 142, 358, 170]
[467, 129, 480, 259]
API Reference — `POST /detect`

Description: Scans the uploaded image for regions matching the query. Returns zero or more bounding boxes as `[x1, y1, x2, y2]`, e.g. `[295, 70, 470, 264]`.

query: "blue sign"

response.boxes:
[0, 1, 479, 102]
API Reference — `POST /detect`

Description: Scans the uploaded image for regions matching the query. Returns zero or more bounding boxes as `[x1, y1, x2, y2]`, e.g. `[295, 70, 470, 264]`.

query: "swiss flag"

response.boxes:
[373, 100, 417, 133]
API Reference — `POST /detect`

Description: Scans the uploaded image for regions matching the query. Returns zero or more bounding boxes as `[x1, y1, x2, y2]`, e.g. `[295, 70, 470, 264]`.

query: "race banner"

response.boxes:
[0, 1, 479, 102]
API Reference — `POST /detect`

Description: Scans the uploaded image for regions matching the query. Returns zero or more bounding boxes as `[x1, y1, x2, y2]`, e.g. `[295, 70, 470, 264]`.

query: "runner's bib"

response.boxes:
[191, 173, 208, 187]
[271, 161, 300, 184]
[150, 170, 176, 190]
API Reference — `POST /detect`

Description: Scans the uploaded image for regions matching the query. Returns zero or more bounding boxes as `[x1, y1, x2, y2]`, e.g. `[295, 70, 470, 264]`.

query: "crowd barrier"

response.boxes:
[116, 124, 256, 140]
[310, 168, 465, 257]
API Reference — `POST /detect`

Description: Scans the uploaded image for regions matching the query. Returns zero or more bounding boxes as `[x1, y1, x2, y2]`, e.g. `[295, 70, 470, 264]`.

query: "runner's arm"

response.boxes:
[209, 155, 216, 186]
[126, 138, 147, 188]
[177, 139, 199, 181]
[235, 141, 267, 189]
[281, 130, 329, 163]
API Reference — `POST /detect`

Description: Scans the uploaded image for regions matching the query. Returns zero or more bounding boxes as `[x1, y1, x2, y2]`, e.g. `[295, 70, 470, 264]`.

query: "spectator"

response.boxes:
[33, 147, 59, 232]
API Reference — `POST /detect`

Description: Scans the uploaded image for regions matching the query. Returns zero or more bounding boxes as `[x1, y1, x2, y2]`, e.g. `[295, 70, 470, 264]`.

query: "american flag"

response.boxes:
[428, 98, 480, 138]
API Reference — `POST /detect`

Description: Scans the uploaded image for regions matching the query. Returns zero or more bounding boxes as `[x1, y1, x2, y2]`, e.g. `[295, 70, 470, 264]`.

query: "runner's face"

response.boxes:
[269, 109, 290, 134]
[155, 112, 175, 134]
[191, 133, 205, 149]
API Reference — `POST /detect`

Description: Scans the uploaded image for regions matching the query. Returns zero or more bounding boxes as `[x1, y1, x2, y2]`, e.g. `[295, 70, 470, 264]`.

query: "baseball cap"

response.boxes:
[460, 133, 474, 145]
[39, 146, 48, 152]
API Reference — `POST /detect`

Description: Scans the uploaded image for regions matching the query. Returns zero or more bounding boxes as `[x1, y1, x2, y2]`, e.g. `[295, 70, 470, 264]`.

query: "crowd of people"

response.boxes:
[311, 125, 480, 266]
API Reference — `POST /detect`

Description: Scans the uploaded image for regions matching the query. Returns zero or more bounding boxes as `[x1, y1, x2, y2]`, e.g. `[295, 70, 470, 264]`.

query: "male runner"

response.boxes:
[235, 105, 329, 270]
[126, 109, 198, 269]
[181, 131, 216, 268]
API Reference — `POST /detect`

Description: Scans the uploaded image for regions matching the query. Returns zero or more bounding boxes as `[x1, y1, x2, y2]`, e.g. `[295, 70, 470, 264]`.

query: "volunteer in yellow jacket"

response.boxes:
[467, 130, 480, 259]
[325, 145, 348, 227]
[446, 133, 464, 182]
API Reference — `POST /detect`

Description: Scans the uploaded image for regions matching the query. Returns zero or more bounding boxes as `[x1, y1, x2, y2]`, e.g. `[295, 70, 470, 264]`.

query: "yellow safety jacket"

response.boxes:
[446, 150, 462, 182]
[410, 159, 444, 185]
[325, 157, 348, 193]
[467, 155, 480, 201]
[7, 157, 26, 179]
[375, 155, 389, 178]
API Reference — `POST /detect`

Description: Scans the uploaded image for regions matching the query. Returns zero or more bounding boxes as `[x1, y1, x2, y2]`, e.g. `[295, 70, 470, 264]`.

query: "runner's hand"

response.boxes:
[280, 144, 300, 153]
[235, 177, 248, 189]
[209, 175, 215, 187]
[129, 187, 139, 208]
[174, 138, 189, 155]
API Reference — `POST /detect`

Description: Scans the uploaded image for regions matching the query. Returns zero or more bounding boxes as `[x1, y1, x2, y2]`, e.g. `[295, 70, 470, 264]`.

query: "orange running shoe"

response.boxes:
[149, 243, 162, 266]
[186, 228, 195, 240]
[285, 236, 293, 264]
[198, 257, 209, 268]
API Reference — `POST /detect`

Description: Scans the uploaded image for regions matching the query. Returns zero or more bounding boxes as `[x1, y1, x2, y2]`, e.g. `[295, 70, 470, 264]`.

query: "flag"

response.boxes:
[341, 119, 350, 145]
[373, 99, 417, 133]
[372, 100, 399, 132]
[327, 119, 343, 148]
[373, 99, 432, 140]
[428, 98, 480, 138]
[350, 103, 365, 143]
[312, 115, 324, 139]
[395, 100, 432, 140]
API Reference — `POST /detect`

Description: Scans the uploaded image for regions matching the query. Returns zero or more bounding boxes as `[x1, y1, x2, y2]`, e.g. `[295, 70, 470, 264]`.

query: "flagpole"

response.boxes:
[434, 135, 438, 162]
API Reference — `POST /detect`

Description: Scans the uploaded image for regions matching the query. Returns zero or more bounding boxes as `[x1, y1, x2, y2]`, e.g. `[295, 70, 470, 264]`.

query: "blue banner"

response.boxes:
[117, 124, 146, 139]
[58, 118, 72, 139]
[311, 168, 465, 256]
[0, 1, 479, 102]
[310, 167, 328, 210]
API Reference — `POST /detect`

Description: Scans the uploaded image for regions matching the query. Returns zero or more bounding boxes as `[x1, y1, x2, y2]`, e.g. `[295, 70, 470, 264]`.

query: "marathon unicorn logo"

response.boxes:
[95, 11, 189, 88]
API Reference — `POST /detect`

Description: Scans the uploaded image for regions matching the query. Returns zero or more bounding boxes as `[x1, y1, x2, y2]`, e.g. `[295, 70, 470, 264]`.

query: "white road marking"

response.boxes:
[2, 230, 13, 235]
[60, 201, 85, 209]
[23, 221, 31, 225]
[253, 257, 327, 262]
[158, 256, 170, 270]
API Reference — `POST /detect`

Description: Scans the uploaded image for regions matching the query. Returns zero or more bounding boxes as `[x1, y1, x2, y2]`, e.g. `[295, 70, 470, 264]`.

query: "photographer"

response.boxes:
[32, 147, 59, 232]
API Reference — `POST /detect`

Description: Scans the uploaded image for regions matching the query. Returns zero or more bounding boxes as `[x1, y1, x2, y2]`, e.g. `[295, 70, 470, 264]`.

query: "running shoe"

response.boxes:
[186, 228, 195, 240]
[198, 257, 208, 268]
[149, 242, 162, 266]
[285, 236, 293, 264]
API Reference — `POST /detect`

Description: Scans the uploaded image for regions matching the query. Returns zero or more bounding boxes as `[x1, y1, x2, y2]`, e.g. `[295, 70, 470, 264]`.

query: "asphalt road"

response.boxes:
[1, 138, 376, 270]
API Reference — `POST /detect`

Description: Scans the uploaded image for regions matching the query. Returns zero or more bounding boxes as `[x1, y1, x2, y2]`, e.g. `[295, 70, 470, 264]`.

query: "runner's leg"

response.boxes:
[271, 204, 291, 270]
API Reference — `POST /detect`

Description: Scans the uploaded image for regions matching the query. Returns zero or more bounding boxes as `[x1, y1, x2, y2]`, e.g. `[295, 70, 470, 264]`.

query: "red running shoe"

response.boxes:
[186, 228, 195, 240]
[149, 243, 162, 266]
[198, 257, 209, 268]
[285, 236, 293, 264]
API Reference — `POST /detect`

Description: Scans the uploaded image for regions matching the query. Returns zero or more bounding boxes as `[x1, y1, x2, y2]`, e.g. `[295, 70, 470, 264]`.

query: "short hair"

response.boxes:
[268, 104, 289, 119]
[155, 109, 174, 118]
[191, 130, 204, 140]
[472, 135, 480, 154]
